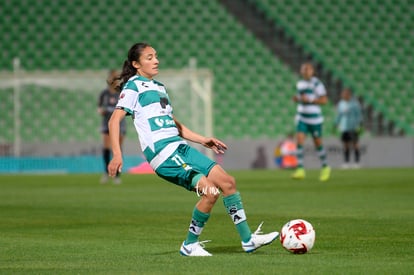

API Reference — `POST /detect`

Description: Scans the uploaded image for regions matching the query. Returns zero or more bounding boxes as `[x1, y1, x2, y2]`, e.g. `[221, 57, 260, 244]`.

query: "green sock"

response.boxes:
[184, 207, 210, 245]
[223, 192, 252, 243]
[317, 145, 327, 167]
[296, 144, 304, 168]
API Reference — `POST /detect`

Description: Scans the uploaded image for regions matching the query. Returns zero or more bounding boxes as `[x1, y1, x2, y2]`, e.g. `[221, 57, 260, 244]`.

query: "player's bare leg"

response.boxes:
[180, 177, 218, 256]
[292, 132, 306, 179]
[314, 137, 331, 181]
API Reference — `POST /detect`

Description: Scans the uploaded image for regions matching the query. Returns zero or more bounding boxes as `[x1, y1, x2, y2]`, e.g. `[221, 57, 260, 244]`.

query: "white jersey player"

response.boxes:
[291, 63, 331, 181]
[107, 43, 279, 256]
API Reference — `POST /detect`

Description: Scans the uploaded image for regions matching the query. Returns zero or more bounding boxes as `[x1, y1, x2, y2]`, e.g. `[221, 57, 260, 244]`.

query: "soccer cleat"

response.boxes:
[242, 222, 279, 253]
[291, 168, 306, 180]
[320, 166, 331, 181]
[180, 240, 212, 256]
[113, 177, 122, 184]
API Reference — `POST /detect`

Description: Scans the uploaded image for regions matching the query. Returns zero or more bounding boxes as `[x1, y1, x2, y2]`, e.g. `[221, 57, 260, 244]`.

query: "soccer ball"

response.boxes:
[280, 219, 315, 254]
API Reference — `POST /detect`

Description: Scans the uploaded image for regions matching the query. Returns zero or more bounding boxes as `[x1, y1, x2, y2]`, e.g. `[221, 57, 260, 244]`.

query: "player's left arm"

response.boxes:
[312, 95, 328, 105]
[311, 81, 328, 105]
[298, 94, 328, 105]
[173, 117, 227, 154]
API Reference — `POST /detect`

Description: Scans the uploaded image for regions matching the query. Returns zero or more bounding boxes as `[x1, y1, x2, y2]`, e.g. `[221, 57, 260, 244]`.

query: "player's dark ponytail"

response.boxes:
[118, 42, 151, 91]
[118, 60, 136, 91]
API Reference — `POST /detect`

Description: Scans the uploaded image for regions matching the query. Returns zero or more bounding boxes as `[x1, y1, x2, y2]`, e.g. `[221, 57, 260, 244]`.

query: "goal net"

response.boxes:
[0, 59, 214, 159]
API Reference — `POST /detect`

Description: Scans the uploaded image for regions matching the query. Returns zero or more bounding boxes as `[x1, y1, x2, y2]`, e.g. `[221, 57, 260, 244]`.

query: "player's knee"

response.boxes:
[200, 185, 220, 205]
[206, 189, 220, 204]
[195, 180, 220, 203]
[221, 174, 236, 195]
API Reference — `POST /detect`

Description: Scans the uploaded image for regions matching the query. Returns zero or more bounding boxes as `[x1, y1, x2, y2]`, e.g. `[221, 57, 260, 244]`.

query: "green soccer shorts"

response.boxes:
[296, 120, 323, 138]
[155, 144, 216, 191]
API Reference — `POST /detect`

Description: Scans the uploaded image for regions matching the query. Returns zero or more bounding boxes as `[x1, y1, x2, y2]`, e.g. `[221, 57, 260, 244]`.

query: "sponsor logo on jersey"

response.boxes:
[154, 118, 175, 128]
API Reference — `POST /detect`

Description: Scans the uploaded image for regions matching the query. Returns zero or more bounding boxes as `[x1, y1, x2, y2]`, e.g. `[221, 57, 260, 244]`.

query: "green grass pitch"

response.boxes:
[0, 168, 413, 274]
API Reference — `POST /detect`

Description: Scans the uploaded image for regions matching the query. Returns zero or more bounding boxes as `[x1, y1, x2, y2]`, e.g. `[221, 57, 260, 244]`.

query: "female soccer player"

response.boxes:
[97, 69, 126, 184]
[291, 62, 331, 181]
[334, 88, 363, 168]
[107, 42, 278, 256]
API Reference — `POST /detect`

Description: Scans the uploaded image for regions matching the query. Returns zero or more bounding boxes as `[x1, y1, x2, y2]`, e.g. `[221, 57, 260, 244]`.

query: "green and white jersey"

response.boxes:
[116, 75, 186, 170]
[296, 76, 326, 125]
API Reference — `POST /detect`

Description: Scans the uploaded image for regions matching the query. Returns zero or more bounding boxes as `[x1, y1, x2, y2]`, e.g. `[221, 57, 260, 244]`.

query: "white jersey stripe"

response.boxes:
[116, 75, 186, 162]
[296, 77, 326, 125]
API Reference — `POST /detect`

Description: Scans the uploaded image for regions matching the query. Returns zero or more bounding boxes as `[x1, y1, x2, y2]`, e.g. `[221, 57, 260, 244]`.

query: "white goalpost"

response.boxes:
[158, 58, 214, 159]
[0, 59, 214, 159]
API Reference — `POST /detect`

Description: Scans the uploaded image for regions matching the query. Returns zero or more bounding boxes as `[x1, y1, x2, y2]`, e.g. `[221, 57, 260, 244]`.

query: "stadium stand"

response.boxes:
[248, 0, 414, 135]
[1, 0, 373, 146]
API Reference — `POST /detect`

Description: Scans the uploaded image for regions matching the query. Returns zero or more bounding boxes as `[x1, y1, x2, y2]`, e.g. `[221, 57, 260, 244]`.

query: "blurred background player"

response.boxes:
[97, 69, 126, 184]
[334, 88, 363, 169]
[291, 63, 331, 181]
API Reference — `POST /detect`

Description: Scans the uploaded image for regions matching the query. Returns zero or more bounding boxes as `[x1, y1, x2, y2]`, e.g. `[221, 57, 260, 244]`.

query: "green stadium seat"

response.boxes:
[250, 0, 414, 135]
[3, 0, 410, 144]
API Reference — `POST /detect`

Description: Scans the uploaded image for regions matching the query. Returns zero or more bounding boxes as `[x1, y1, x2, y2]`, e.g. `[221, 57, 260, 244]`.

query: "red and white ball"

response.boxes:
[280, 219, 315, 254]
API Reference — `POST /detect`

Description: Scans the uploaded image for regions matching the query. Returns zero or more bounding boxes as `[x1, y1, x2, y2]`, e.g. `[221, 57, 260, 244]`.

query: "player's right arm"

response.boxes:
[107, 108, 127, 177]
[292, 83, 301, 103]
[312, 80, 328, 105]
[107, 83, 138, 176]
